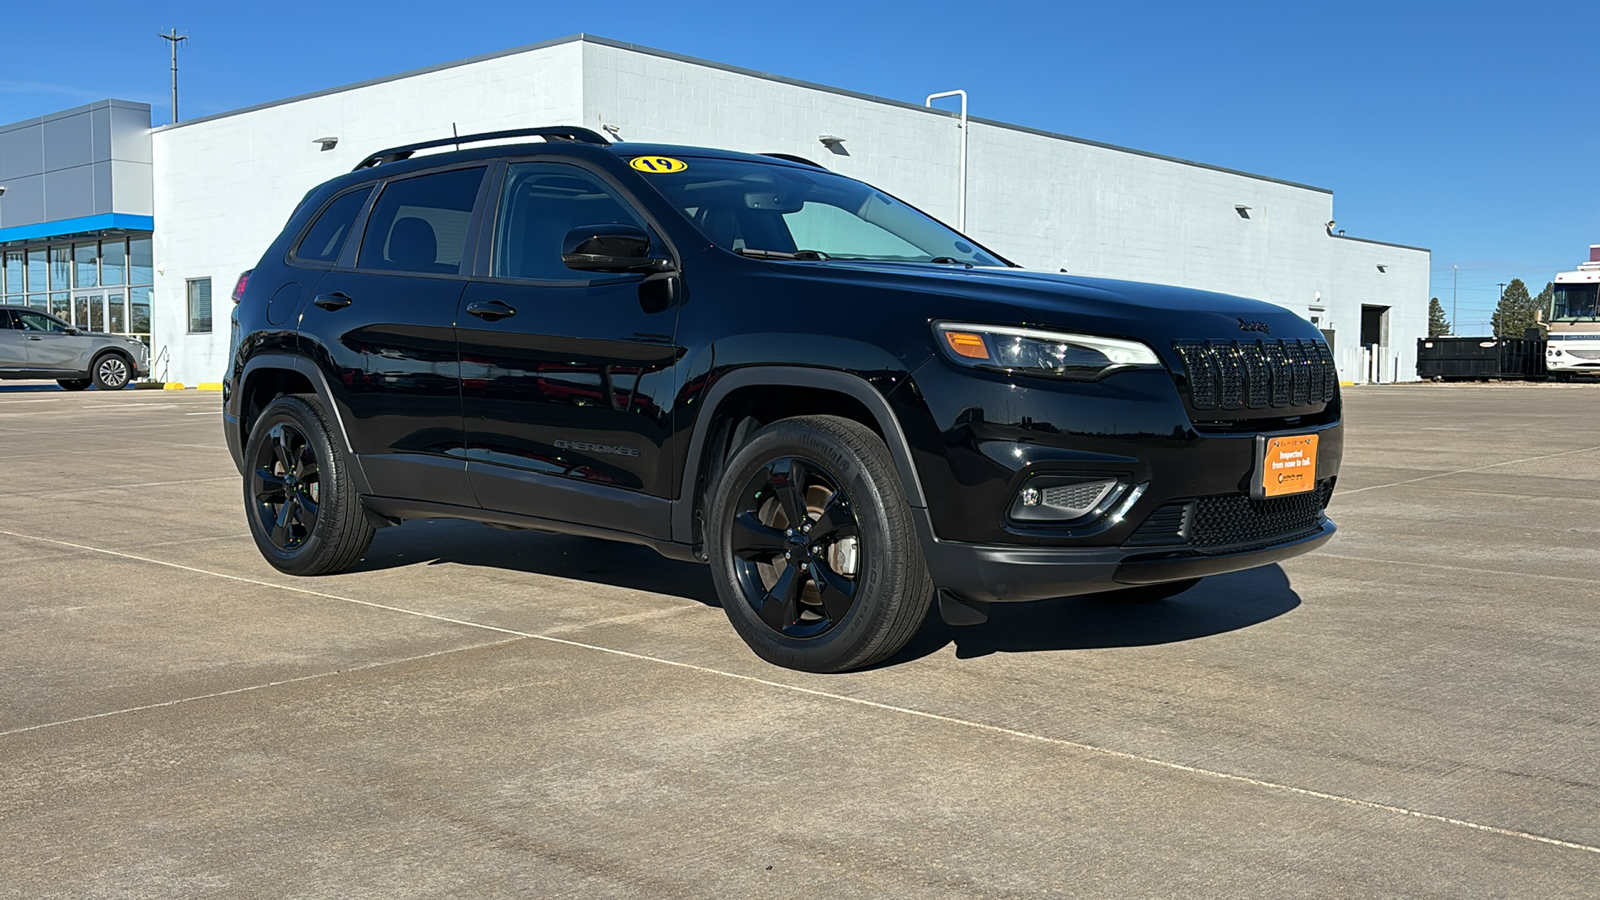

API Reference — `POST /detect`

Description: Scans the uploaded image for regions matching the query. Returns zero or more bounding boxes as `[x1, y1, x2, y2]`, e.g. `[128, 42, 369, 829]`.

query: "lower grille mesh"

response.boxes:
[1126, 480, 1334, 553]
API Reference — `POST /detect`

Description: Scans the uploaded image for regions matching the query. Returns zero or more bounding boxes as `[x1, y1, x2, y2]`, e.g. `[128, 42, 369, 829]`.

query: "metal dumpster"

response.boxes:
[1417, 337, 1548, 380]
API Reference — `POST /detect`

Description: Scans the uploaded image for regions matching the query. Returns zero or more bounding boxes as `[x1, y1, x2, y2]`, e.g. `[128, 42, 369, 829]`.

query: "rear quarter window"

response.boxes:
[293, 186, 374, 263]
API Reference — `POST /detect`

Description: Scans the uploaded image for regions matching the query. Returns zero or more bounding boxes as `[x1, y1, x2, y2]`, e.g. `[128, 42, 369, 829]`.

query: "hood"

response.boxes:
[806, 261, 1325, 349]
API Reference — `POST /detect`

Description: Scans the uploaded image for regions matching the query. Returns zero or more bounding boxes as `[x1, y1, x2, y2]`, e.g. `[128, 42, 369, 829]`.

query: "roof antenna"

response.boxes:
[452, 122, 460, 151]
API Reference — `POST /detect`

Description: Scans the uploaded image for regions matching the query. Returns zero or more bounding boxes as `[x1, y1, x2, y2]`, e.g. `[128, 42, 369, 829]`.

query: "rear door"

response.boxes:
[297, 164, 489, 507]
[456, 159, 684, 538]
[0, 310, 25, 369]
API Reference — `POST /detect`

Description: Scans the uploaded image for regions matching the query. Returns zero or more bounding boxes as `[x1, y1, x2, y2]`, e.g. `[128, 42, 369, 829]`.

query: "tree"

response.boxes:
[1428, 297, 1451, 336]
[1491, 278, 1544, 338]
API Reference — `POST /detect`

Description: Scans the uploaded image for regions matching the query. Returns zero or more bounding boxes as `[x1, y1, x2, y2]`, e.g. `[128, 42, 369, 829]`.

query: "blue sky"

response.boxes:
[3, 0, 1593, 332]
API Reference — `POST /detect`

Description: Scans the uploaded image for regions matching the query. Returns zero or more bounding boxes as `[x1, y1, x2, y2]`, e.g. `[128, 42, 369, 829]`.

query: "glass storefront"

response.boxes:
[0, 234, 154, 346]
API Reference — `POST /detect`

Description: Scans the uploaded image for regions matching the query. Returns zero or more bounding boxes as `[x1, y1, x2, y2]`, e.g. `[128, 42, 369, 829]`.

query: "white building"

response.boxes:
[146, 34, 1427, 387]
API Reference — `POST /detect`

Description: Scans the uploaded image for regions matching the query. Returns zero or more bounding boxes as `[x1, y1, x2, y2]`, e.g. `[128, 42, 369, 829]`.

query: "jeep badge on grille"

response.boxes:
[1238, 318, 1271, 333]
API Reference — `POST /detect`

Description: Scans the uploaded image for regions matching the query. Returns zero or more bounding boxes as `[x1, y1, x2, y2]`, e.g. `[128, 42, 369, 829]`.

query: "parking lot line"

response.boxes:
[1316, 553, 1600, 587]
[1339, 444, 1600, 495]
[0, 476, 236, 497]
[3, 525, 1596, 859]
[0, 638, 528, 739]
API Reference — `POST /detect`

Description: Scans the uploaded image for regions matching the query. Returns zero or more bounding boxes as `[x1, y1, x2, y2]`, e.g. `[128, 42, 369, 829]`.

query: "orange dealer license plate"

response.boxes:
[1256, 434, 1319, 499]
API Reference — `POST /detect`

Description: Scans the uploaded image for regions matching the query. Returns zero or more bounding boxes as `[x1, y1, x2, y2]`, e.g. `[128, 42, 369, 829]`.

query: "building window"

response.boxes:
[187, 278, 212, 334]
[74, 242, 99, 288]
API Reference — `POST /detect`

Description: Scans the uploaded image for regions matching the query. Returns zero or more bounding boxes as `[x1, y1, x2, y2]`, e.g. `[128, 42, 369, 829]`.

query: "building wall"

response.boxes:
[150, 41, 584, 384]
[150, 35, 1427, 386]
[0, 100, 152, 231]
[579, 40, 1429, 384]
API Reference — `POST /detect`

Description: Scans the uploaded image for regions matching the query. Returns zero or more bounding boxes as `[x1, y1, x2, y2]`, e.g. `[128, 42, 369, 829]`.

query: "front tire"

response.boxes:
[243, 393, 374, 576]
[91, 353, 132, 390]
[707, 415, 933, 672]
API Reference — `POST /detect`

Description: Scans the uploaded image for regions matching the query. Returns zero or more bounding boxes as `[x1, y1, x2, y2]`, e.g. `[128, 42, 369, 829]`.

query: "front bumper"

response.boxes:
[917, 509, 1335, 603]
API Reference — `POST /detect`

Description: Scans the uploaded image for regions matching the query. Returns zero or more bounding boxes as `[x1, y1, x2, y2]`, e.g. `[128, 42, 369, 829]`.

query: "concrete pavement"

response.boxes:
[1, 382, 1597, 897]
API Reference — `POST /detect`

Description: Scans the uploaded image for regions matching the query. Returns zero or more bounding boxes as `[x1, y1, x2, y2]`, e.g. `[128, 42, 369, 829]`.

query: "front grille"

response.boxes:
[1174, 339, 1338, 411]
[1125, 480, 1333, 553]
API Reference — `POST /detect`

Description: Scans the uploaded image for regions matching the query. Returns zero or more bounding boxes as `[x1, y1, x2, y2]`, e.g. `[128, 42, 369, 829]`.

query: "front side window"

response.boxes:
[639, 157, 1006, 267]
[17, 310, 69, 333]
[294, 186, 374, 263]
[358, 167, 485, 275]
[492, 162, 653, 281]
[187, 278, 213, 334]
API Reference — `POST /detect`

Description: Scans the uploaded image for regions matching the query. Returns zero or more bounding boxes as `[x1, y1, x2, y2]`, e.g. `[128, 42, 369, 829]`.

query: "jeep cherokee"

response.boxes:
[224, 126, 1342, 672]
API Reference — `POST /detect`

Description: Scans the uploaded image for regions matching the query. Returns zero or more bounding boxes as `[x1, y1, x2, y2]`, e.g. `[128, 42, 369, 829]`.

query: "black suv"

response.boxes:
[225, 126, 1342, 672]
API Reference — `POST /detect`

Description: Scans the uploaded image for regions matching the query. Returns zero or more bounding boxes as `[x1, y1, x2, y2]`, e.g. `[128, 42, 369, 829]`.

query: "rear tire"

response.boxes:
[707, 415, 933, 672]
[57, 378, 91, 391]
[243, 393, 374, 576]
[91, 353, 132, 391]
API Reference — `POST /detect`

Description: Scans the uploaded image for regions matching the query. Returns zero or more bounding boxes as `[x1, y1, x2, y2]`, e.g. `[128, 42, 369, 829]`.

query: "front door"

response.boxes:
[299, 164, 488, 508]
[16, 308, 84, 371]
[457, 160, 683, 538]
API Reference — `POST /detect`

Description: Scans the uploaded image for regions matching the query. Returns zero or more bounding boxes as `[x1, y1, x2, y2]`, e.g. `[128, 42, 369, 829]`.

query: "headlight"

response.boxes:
[934, 322, 1162, 380]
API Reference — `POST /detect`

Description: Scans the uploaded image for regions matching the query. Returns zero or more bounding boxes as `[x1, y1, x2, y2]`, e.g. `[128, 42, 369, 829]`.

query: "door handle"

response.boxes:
[26, 336, 43, 341]
[466, 299, 517, 321]
[313, 292, 353, 311]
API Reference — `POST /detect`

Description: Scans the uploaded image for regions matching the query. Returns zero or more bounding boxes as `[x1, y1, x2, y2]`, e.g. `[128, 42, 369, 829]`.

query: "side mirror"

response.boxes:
[562, 224, 674, 274]
[65, 327, 81, 335]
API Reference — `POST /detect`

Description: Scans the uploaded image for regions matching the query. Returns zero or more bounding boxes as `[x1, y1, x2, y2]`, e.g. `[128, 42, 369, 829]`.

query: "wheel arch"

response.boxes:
[236, 354, 371, 493]
[672, 366, 926, 548]
[87, 346, 135, 377]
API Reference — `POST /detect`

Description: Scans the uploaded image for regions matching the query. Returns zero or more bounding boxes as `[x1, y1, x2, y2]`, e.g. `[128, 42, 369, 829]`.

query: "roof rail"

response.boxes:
[760, 152, 826, 169]
[353, 126, 611, 171]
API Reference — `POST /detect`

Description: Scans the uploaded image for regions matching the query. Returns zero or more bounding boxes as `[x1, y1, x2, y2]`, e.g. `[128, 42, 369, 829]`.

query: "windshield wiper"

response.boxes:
[735, 248, 831, 260]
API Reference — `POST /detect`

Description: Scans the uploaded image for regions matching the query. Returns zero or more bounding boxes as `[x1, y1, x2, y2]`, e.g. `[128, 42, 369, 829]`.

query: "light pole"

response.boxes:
[924, 90, 968, 232]
[158, 28, 188, 124]
[1451, 264, 1457, 335]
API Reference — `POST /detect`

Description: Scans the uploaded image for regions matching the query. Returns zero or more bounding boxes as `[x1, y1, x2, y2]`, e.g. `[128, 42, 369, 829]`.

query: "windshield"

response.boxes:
[637, 157, 1007, 267]
[1550, 283, 1599, 321]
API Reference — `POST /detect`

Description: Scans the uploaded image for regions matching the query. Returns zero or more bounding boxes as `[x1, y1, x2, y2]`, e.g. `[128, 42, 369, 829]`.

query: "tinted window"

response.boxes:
[492, 163, 650, 281]
[295, 187, 373, 263]
[359, 167, 485, 275]
[0, 310, 15, 329]
[17, 311, 68, 333]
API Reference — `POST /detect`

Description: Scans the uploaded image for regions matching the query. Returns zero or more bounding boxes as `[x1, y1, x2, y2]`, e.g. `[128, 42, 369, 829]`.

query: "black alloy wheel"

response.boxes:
[242, 394, 374, 576]
[92, 353, 131, 390]
[708, 415, 933, 672]
[251, 421, 320, 551]
[730, 456, 862, 639]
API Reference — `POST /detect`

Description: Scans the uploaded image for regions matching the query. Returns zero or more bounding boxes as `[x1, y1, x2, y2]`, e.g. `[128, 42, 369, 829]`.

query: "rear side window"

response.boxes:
[294, 187, 373, 263]
[358, 167, 485, 275]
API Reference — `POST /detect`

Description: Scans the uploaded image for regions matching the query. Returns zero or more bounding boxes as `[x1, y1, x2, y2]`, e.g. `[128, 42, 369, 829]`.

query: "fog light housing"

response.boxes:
[1009, 476, 1125, 524]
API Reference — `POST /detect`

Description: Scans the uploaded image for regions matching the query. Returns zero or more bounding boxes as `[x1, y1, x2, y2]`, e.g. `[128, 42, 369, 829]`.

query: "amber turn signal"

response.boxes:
[944, 331, 990, 360]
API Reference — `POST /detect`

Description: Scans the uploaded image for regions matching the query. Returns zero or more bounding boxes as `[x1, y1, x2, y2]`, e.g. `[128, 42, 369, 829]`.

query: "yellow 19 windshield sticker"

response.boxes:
[630, 156, 688, 173]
